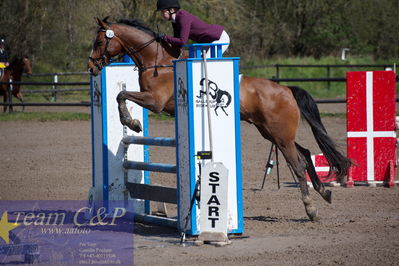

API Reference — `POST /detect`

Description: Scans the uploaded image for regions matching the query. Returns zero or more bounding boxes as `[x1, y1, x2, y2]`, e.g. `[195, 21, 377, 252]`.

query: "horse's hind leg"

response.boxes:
[7, 87, 14, 113]
[3, 89, 8, 113]
[253, 120, 319, 220]
[295, 143, 332, 203]
[277, 141, 319, 221]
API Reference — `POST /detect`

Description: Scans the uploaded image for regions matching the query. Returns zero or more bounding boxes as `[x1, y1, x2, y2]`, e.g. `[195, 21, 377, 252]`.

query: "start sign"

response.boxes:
[200, 162, 229, 234]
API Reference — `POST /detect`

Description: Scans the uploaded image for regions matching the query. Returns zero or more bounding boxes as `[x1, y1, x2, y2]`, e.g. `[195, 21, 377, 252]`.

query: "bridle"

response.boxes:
[89, 26, 173, 73]
[88, 29, 111, 71]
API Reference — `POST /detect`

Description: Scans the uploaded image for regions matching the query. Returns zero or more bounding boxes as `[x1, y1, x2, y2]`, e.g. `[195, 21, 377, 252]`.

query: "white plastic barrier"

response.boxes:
[174, 44, 244, 235]
[89, 62, 149, 217]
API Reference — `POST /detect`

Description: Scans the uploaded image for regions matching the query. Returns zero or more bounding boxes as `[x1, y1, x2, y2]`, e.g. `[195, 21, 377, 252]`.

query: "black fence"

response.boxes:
[5, 72, 90, 103]
[242, 63, 397, 90]
[242, 63, 395, 78]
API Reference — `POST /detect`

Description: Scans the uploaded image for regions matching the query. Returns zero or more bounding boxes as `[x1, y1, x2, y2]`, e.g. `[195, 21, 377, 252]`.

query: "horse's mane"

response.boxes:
[8, 57, 21, 68]
[11, 55, 28, 63]
[11, 56, 21, 63]
[117, 19, 155, 36]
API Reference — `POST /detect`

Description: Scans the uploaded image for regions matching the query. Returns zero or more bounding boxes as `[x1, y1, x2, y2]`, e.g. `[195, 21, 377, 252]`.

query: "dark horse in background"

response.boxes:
[0, 56, 32, 112]
[87, 17, 352, 221]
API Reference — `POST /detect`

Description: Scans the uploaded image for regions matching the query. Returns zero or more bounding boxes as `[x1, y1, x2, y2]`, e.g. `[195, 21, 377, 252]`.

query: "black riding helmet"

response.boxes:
[156, 0, 180, 11]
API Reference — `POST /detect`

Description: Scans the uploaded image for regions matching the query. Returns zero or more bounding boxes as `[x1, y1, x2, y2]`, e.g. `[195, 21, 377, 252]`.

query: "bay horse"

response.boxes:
[87, 17, 352, 221]
[0, 56, 32, 112]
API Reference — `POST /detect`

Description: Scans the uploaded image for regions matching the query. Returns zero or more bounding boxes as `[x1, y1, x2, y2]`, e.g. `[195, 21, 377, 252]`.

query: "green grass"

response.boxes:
[149, 112, 175, 120]
[22, 91, 91, 103]
[0, 112, 90, 122]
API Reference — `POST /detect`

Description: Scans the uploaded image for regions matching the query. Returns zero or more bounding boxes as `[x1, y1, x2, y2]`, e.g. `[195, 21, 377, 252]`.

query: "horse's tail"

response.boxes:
[289, 86, 352, 180]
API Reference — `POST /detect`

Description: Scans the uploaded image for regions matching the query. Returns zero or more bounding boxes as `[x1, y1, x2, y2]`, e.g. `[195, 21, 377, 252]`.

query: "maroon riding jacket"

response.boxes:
[164, 10, 224, 47]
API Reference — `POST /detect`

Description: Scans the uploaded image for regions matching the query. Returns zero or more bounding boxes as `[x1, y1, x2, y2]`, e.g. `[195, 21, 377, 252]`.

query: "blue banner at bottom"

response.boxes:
[0, 200, 134, 265]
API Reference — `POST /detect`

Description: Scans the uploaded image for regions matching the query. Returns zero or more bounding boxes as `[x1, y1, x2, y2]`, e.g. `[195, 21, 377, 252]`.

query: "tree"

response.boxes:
[0, 0, 396, 72]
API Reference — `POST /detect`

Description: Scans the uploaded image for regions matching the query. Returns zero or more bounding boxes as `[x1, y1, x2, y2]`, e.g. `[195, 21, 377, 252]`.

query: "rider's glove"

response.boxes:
[155, 33, 165, 42]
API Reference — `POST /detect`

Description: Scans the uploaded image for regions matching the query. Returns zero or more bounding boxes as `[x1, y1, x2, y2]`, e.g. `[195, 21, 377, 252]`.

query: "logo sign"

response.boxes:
[196, 78, 232, 116]
[200, 162, 228, 234]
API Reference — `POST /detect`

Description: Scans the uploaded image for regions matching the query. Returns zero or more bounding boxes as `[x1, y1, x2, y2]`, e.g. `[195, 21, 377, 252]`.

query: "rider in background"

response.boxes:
[0, 37, 9, 79]
[155, 0, 230, 56]
[0, 37, 9, 68]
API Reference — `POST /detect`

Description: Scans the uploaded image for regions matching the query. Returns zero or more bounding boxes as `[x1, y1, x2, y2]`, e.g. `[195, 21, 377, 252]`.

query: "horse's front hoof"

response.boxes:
[130, 119, 143, 133]
[121, 118, 142, 133]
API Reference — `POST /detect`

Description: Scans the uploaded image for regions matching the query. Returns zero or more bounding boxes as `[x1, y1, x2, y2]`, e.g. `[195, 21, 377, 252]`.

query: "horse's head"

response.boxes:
[22, 56, 32, 76]
[88, 17, 184, 76]
[9, 56, 32, 77]
[88, 17, 124, 76]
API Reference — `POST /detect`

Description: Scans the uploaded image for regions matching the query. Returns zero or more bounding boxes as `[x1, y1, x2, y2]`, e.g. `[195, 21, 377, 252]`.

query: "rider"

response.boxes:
[0, 37, 9, 79]
[0, 37, 9, 68]
[156, 0, 230, 56]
